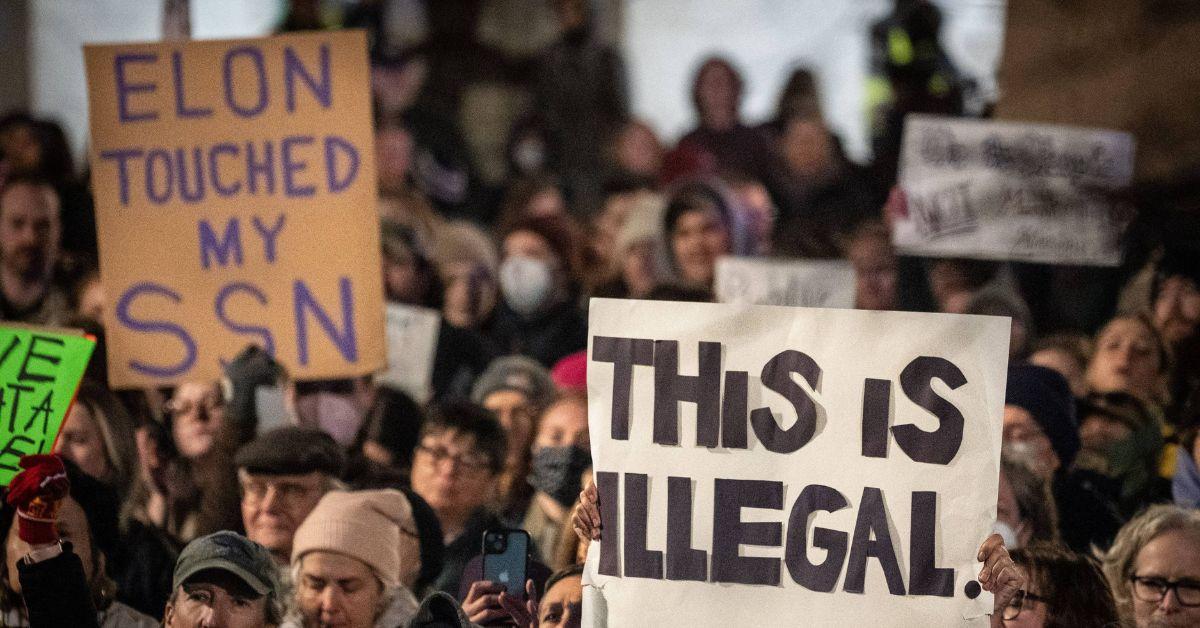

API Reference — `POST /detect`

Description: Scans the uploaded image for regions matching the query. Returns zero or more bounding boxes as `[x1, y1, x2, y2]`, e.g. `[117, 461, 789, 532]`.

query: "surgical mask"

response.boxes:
[992, 520, 1021, 550]
[500, 255, 555, 316]
[1002, 441, 1042, 474]
[528, 445, 592, 507]
[295, 392, 362, 447]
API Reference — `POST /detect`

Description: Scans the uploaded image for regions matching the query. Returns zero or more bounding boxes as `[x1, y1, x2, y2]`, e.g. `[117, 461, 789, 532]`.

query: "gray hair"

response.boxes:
[1101, 504, 1200, 620]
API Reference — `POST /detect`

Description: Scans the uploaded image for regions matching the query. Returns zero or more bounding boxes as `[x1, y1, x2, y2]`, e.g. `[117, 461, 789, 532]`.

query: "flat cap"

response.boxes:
[235, 426, 345, 477]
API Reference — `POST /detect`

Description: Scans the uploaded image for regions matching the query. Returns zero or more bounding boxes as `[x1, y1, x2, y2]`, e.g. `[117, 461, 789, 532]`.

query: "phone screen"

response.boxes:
[482, 528, 530, 597]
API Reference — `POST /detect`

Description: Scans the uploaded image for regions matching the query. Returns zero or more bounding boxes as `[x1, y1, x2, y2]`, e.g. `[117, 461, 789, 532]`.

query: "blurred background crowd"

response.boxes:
[0, 0, 1199, 627]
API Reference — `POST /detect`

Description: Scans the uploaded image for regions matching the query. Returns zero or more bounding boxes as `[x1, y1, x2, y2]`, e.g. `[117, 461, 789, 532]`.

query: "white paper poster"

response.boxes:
[379, 303, 440, 402]
[894, 114, 1133, 266]
[584, 298, 1010, 626]
[714, 257, 855, 309]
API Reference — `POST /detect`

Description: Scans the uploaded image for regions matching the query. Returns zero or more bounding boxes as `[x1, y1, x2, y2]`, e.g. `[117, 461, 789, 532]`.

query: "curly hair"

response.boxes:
[1101, 504, 1200, 621]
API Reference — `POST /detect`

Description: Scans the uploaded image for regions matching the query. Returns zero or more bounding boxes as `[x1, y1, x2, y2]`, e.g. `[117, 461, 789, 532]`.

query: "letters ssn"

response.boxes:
[591, 337, 970, 597]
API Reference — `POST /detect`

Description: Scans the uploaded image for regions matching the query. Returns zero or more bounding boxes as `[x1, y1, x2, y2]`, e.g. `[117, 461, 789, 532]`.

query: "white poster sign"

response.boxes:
[895, 115, 1133, 266]
[379, 303, 440, 402]
[714, 257, 855, 309]
[584, 298, 1010, 626]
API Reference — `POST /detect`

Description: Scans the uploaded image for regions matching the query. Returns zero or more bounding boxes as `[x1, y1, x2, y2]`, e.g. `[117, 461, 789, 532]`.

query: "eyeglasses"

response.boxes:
[1002, 589, 1048, 620]
[1130, 575, 1200, 607]
[165, 397, 225, 420]
[416, 444, 491, 473]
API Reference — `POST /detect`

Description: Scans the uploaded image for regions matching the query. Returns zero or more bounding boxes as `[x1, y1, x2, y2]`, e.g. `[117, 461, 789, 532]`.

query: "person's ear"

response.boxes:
[163, 601, 176, 626]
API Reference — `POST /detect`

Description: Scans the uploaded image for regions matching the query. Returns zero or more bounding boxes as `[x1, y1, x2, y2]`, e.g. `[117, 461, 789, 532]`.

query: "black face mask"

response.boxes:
[528, 445, 592, 507]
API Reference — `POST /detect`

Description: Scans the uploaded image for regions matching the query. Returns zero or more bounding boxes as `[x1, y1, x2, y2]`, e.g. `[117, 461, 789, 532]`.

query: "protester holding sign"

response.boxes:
[578, 299, 1021, 626]
[57, 381, 177, 619]
[571, 485, 1022, 626]
[1004, 543, 1118, 627]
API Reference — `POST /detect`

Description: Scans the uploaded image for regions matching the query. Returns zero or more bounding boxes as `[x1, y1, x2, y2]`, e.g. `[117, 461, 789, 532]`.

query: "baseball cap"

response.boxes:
[172, 531, 280, 597]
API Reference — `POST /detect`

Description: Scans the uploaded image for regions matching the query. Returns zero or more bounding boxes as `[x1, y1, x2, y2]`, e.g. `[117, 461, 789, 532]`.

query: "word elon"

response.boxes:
[591, 336, 976, 597]
[98, 44, 361, 207]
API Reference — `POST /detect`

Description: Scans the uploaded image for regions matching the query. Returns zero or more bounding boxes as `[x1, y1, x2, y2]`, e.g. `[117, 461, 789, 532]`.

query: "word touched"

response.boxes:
[85, 31, 385, 387]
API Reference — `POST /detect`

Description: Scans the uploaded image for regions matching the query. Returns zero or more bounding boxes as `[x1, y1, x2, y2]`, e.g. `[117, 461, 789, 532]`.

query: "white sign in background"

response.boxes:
[584, 298, 1010, 627]
[895, 115, 1134, 267]
[715, 256, 856, 309]
[379, 303, 441, 403]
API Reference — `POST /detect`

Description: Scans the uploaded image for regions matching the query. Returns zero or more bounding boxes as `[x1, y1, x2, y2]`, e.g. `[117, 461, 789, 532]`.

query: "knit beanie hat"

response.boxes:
[550, 350, 587, 394]
[291, 489, 414, 588]
[471, 355, 556, 410]
[1006, 364, 1081, 468]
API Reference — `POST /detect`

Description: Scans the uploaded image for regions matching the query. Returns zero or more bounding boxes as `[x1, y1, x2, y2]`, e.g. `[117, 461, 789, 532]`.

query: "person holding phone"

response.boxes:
[462, 529, 535, 626]
[496, 564, 584, 628]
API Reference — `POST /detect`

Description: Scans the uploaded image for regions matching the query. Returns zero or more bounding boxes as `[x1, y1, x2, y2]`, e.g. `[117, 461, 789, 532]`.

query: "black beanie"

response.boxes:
[1005, 364, 1081, 468]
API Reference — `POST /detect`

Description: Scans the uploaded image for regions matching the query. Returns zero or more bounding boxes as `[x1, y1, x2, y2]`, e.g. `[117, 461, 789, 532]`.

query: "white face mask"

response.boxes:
[1002, 441, 1041, 473]
[499, 255, 555, 316]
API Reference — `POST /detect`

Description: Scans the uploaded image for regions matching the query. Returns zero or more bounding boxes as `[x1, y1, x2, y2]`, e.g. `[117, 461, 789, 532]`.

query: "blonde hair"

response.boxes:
[1101, 504, 1200, 620]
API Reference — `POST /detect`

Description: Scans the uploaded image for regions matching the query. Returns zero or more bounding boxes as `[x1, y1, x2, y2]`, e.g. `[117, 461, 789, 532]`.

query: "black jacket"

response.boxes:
[483, 300, 587, 369]
[17, 542, 100, 628]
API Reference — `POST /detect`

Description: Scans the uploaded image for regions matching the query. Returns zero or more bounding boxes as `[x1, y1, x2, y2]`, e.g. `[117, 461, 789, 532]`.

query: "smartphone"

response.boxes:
[482, 528, 530, 598]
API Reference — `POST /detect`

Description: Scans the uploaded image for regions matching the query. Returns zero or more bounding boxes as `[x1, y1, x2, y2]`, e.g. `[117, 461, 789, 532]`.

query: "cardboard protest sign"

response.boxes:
[584, 298, 1010, 626]
[894, 115, 1133, 267]
[0, 326, 95, 485]
[714, 257, 855, 309]
[84, 31, 385, 388]
[378, 303, 441, 403]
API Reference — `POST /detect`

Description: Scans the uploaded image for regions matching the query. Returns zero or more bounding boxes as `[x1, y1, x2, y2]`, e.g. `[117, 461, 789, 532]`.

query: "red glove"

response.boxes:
[5, 455, 69, 545]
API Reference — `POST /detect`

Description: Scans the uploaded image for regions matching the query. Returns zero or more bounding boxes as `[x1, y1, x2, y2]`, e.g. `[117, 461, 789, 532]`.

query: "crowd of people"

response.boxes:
[0, 0, 1198, 626]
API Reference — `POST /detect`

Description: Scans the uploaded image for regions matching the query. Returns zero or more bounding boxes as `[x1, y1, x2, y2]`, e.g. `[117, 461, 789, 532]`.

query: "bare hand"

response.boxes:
[499, 579, 539, 628]
[462, 580, 511, 624]
[572, 481, 601, 542]
[976, 533, 1022, 617]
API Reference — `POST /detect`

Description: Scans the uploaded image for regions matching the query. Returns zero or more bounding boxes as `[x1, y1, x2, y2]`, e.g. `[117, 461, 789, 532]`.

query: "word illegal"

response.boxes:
[594, 474, 957, 597]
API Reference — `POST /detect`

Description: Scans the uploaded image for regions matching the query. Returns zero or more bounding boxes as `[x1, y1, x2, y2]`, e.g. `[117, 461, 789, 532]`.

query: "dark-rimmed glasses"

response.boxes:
[1130, 575, 1200, 607]
[1002, 589, 1049, 620]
